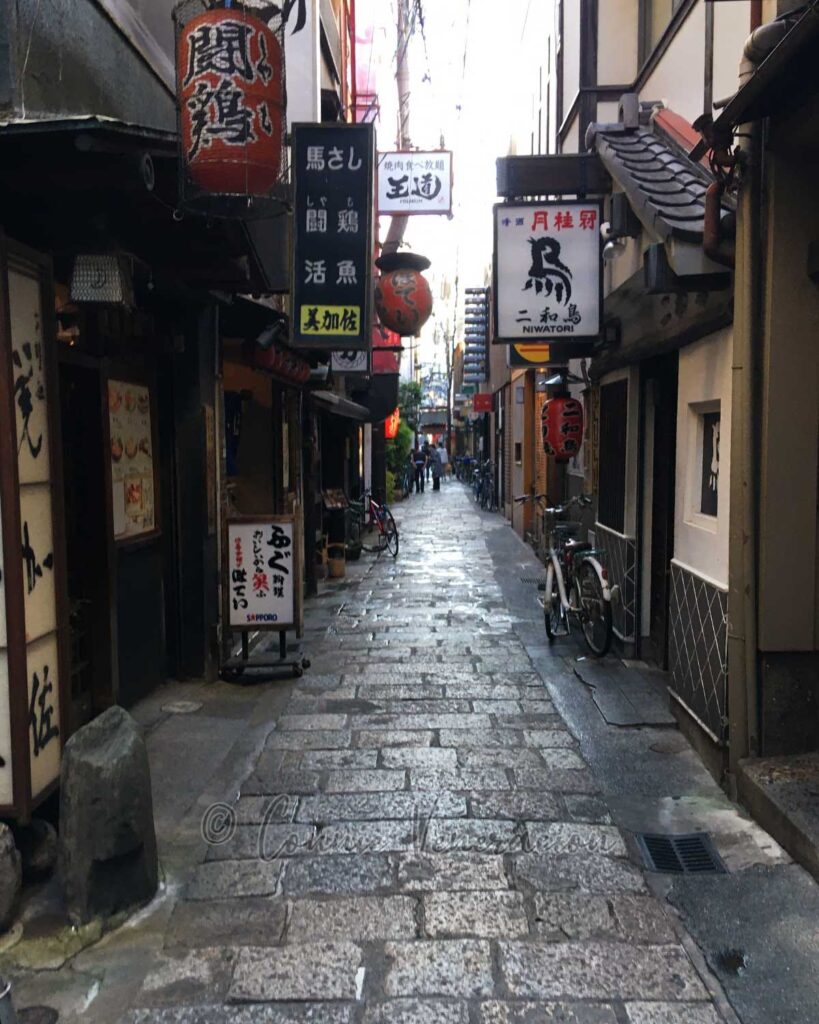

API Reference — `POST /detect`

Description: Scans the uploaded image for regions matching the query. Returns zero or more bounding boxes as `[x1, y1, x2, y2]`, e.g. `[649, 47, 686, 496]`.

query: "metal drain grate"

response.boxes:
[636, 832, 726, 874]
[519, 575, 549, 586]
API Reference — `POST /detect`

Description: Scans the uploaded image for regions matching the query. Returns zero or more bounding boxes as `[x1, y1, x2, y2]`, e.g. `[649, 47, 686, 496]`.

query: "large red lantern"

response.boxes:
[542, 394, 584, 462]
[374, 252, 433, 336]
[176, 5, 284, 198]
[385, 408, 401, 439]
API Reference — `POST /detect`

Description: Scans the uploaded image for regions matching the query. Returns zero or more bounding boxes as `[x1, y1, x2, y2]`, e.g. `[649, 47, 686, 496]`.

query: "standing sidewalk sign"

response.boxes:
[291, 122, 374, 351]
[223, 515, 307, 677]
[493, 201, 602, 344]
[377, 151, 452, 215]
[226, 516, 302, 632]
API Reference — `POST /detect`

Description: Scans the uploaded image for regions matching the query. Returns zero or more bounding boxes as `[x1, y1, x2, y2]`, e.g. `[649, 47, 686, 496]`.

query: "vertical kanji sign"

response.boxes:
[493, 201, 602, 344]
[226, 517, 302, 632]
[292, 123, 374, 350]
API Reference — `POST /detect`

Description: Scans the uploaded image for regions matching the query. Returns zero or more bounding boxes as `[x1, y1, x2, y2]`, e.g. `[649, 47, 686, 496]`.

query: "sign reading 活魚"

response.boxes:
[378, 151, 452, 215]
[228, 519, 298, 629]
[292, 122, 374, 350]
[493, 201, 602, 344]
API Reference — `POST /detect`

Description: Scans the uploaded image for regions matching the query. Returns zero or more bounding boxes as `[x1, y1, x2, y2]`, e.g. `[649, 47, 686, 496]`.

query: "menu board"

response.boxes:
[108, 380, 155, 540]
[228, 519, 295, 629]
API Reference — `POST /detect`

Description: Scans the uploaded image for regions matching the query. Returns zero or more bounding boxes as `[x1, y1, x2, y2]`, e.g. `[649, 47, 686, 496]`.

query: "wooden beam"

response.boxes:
[496, 153, 611, 198]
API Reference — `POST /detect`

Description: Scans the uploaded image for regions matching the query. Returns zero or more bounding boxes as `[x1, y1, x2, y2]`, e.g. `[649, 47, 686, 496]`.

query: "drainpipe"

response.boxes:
[727, 118, 762, 783]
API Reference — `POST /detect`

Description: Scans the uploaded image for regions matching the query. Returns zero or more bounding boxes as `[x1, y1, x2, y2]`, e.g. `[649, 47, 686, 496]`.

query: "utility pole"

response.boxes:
[382, 0, 411, 255]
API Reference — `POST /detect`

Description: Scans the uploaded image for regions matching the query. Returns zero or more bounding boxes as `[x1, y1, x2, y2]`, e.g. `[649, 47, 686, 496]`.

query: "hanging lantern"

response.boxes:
[174, 1, 286, 214]
[374, 252, 433, 336]
[542, 394, 584, 461]
[385, 408, 401, 439]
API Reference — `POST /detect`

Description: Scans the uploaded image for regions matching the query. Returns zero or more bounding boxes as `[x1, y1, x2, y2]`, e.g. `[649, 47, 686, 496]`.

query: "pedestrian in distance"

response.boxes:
[422, 441, 432, 481]
[437, 441, 450, 482]
[412, 445, 427, 493]
[431, 445, 443, 491]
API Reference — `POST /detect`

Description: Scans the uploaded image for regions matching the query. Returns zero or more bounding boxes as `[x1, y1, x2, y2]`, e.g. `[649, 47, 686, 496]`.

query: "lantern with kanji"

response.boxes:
[374, 252, 433, 336]
[174, 0, 287, 215]
[385, 408, 401, 439]
[542, 394, 584, 461]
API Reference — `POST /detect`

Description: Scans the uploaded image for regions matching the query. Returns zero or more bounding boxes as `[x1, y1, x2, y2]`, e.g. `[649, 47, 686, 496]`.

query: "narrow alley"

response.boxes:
[11, 483, 819, 1023]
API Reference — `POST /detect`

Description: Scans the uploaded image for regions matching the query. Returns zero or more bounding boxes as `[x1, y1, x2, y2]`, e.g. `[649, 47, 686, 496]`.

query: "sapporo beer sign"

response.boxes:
[292, 123, 374, 350]
[493, 201, 602, 343]
[228, 519, 295, 629]
[177, 6, 284, 195]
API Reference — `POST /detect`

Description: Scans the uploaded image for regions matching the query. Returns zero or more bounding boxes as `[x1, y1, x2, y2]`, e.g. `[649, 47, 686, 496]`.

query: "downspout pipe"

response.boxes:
[727, 119, 762, 783]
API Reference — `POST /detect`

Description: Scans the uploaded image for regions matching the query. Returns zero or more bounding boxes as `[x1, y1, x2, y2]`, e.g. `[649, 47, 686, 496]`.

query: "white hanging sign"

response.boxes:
[378, 151, 452, 214]
[331, 350, 369, 373]
[493, 201, 602, 343]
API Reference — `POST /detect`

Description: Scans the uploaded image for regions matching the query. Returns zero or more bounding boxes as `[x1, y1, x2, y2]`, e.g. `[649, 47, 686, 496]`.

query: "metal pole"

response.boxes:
[0, 979, 18, 1024]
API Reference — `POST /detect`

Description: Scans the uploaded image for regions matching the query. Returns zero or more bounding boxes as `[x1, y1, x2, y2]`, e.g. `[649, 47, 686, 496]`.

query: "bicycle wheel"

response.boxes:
[542, 563, 566, 641]
[383, 509, 399, 557]
[576, 560, 612, 657]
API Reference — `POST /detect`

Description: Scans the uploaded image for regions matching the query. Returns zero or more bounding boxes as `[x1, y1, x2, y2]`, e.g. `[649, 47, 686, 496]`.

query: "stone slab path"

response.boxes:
[119, 484, 729, 1024]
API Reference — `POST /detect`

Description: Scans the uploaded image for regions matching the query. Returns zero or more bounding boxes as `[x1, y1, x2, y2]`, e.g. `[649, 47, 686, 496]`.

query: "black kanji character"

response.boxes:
[29, 666, 59, 757]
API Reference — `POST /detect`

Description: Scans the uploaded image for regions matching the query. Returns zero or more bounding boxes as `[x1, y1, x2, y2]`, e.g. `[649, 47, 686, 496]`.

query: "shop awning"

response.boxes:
[0, 116, 288, 294]
[310, 390, 370, 421]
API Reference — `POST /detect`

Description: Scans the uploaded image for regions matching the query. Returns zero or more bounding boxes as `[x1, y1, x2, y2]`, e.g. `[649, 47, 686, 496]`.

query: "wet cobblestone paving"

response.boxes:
[122, 486, 727, 1024]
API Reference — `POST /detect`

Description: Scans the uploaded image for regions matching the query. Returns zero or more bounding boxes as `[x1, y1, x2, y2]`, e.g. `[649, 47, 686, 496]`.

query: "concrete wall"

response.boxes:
[2, 0, 175, 129]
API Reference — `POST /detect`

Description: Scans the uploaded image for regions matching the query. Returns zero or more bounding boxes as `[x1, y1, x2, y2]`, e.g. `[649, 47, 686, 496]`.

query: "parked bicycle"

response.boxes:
[347, 489, 399, 557]
[476, 459, 497, 511]
[514, 492, 617, 656]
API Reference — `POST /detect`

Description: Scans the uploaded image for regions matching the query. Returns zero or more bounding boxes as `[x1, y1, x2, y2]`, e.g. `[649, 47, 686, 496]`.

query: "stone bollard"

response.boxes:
[58, 706, 158, 925]
[0, 825, 21, 934]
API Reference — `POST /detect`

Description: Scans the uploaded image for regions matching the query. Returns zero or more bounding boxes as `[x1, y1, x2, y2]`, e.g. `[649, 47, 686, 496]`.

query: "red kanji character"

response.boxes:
[252, 572, 270, 594]
[531, 210, 549, 231]
[554, 211, 574, 231]
[580, 209, 597, 230]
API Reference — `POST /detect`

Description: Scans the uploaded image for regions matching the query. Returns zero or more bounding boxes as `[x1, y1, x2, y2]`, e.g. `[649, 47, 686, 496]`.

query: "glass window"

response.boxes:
[640, 0, 685, 64]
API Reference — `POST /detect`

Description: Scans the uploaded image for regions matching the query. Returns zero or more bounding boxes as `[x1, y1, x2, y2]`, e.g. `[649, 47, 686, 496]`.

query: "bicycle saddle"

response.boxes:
[564, 539, 591, 553]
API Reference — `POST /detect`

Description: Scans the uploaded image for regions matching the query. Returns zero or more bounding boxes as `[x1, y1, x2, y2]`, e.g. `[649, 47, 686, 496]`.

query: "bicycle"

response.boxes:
[479, 460, 497, 511]
[347, 489, 399, 557]
[514, 492, 616, 657]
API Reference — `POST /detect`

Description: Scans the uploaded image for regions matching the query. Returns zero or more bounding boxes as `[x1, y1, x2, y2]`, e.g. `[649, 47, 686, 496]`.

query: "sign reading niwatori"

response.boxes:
[493, 201, 602, 344]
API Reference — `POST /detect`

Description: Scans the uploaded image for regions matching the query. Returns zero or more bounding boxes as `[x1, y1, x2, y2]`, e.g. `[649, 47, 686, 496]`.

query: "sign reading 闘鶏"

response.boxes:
[378, 151, 452, 215]
[493, 201, 602, 344]
[292, 123, 374, 350]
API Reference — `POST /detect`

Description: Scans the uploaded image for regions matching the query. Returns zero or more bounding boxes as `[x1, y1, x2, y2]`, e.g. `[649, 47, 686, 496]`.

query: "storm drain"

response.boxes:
[519, 576, 549, 587]
[636, 832, 726, 874]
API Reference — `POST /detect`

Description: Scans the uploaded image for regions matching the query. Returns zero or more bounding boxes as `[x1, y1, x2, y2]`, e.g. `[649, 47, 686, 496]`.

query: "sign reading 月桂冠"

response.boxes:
[493, 201, 602, 344]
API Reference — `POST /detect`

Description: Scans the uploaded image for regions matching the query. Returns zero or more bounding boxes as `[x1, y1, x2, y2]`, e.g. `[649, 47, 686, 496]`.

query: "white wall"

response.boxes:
[642, 0, 706, 124]
[598, 0, 639, 85]
[712, 0, 752, 110]
[673, 327, 732, 587]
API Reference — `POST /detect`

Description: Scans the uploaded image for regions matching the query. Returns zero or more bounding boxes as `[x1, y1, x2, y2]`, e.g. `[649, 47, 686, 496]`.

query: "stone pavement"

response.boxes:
[108, 483, 730, 1024]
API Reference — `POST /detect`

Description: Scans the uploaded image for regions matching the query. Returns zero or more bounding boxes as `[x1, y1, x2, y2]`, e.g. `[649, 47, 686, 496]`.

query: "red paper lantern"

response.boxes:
[385, 408, 401, 439]
[374, 253, 433, 337]
[177, 8, 284, 196]
[542, 395, 584, 462]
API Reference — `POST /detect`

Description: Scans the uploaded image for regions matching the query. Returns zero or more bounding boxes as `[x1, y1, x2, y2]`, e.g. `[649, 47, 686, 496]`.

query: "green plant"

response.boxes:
[386, 419, 413, 476]
[398, 381, 423, 428]
[386, 469, 396, 499]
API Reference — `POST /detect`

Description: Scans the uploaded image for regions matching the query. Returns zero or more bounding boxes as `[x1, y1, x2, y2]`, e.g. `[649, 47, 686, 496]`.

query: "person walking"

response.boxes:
[412, 445, 427, 493]
[431, 445, 443, 491]
[436, 441, 450, 482]
[422, 441, 432, 482]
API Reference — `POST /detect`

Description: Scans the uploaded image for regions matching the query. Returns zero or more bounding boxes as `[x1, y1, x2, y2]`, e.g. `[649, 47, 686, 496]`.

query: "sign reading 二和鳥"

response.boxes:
[493, 201, 602, 344]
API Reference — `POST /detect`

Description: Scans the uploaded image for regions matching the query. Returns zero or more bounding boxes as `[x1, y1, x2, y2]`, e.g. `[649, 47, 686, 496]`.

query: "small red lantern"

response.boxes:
[385, 408, 401, 439]
[374, 252, 433, 336]
[176, 5, 284, 198]
[542, 394, 584, 461]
